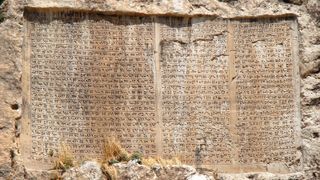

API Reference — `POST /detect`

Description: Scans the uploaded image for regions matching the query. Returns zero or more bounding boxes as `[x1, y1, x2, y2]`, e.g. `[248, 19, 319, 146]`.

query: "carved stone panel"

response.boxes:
[22, 12, 299, 172]
[22, 12, 157, 169]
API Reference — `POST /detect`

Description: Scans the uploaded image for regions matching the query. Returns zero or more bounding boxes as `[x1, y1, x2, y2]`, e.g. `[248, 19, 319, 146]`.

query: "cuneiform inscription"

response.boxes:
[158, 18, 299, 166]
[159, 17, 232, 165]
[233, 22, 297, 164]
[25, 12, 156, 165]
[23, 12, 299, 171]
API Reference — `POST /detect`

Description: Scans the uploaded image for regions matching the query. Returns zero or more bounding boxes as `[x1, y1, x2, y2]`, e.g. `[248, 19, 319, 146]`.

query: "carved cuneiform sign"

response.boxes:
[22, 11, 300, 172]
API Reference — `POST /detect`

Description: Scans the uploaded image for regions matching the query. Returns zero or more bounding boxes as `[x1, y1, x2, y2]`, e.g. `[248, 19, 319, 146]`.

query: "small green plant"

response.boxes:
[0, 0, 4, 23]
[117, 152, 129, 162]
[130, 151, 142, 161]
[108, 159, 119, 165]
[0, 11, 4, 23]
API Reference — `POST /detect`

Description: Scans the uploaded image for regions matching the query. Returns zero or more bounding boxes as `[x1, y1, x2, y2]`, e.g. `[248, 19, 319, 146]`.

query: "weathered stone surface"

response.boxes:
[218, 172, 304, 180]
[0, 0, 23, 179]
[113, 162, 213, 180]
[113, 162, 157, 180]
[281, 0, 305, 6]
[155, 165, 198, 179]
[20, 11, 300, 173]
[62, 161, 106, 180]
[0, 0, 319, 179]
[187, 174, 211, 180]
[25, 0, 299, 18]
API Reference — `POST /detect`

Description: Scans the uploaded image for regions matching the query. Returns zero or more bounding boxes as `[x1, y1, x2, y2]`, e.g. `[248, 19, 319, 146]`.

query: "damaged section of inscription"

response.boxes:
[159, 27, 232, 165]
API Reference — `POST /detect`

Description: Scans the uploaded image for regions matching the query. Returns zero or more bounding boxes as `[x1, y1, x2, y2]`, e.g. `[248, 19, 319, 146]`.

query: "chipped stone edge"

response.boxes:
[24, 0, 300, 19]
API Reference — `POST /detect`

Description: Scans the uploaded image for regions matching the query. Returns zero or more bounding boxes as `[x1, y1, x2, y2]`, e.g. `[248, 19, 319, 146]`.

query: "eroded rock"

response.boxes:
[62, 161, 106, 180]
[0, 0, 319, 179]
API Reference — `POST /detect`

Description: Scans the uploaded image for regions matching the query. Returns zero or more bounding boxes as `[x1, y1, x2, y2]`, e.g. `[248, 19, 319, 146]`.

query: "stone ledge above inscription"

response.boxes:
[25, 0, 299, 18]
[21, 10, 300, 173]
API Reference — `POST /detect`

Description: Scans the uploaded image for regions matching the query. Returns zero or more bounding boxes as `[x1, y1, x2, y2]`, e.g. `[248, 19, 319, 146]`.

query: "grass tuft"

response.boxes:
[54, 143, 74, 171]
[103, 137, 129, 163]
[102, 164, 118, 180]
[130, 151, 142, 161]
[117, 152, 130, 162]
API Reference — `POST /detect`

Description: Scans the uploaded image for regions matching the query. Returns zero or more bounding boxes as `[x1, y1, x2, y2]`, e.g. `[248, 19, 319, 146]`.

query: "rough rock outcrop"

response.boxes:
[0, 0, 23, 178]
[113, 162, 212, 180]
[0, 0, 319, 179]
[62, 161, 106, 180]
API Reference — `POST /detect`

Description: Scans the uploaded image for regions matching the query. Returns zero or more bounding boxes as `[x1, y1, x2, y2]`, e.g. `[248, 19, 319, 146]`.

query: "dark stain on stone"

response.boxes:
[307, 97, 320, 106]
[11, 103, 19, 110]
[313, 132, 319, 138]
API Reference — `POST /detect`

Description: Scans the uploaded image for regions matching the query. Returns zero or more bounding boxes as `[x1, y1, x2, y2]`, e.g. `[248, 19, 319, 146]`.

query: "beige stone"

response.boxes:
[113, 162, 213, 180]
[20, 12, 300, 173]
[0, 0, 319, 179]
[62, 161, 106, 180]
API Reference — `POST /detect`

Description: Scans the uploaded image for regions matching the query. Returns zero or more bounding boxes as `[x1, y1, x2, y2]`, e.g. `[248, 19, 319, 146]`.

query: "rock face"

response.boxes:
[61, 161, 213, 180]
[0, 0, 319, 179]
[0, 0, 24, 178]
[113, 162, 212, 180]
[62, 161, 106, 180]
[113, 161, 157, 180]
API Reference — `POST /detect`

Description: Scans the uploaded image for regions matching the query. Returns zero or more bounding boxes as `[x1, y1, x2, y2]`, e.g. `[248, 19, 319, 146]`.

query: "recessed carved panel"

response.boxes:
[22, 12, 300, 172]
